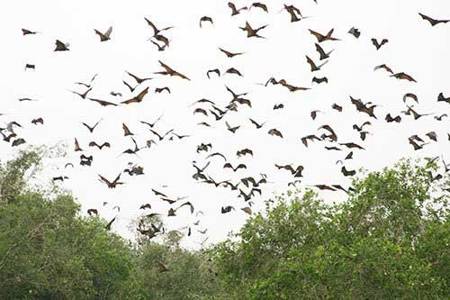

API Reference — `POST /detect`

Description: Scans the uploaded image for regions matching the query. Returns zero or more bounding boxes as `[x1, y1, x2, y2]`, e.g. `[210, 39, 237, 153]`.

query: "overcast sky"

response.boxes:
[1, 0, 449, 248]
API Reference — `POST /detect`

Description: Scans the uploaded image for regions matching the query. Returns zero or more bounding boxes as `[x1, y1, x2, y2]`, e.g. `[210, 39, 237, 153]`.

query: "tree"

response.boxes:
[0, 151, 136, 299]
[213, 159, 450, 299]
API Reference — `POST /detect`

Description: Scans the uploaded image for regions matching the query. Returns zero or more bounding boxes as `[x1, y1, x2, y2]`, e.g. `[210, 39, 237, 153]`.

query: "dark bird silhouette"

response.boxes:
[94, 26, 113, 41]
[54, 40, 69, 51]
[87, 208, 98, 216]
[224, 162, 247, 172]
[221, 206, 235, 214]
[332, 103, 343, 112]
[278, 79, 309, 92]
[122, 123, 134, 136]
[283, 4, 304, 22]
[273, 103, 284, 110]
[31, 118, 44, 125]
[301, 134, 321, 147]
[385, 113, 402, 123]
[82, 120, 101, 133]
[98, 173, 123, 188]
[341, 166, 356, 177]
[348, 27, 361, 38]
[350, 96, 377, 118]
[155, 87, 170, 94]
[374, 64, 394, 74]
[371, 38, 388, 50]
[88, 98, 118, 107]
[419, 13, 449, 26]
[312, 76, 328, 84]
[240, 22, 267, 38]
[318, 125, 338, 142]
[199, 16, 213, 27]
[22, 28, 38, 35]
[122, 80, 137, 93]
[219, 48, 244, 58]
[228, 2, 248, 16]
[75, 74, 98, 88]
[339, 142, 365, 150]
[12, 138, 26, 147]
[105, 217, 116, 230]
[155, 61, 190, 80]
[403, 93, 419, 104]
[144, 17, 173, 36]
[25, 64, 35, 70]
[391, 72, 417, 82]
[250, 2, 268, 12]
[225, 67, 243, 77]
[70, 87, 92, 99]
[121, 87, 149, 105]
[74, 138, 83, 152]
[225, 121, 240, 133]
[149, 128, 174, 141]
[236, 148, 253, 157]
[437, 92, 450, 104]
[306, 55, 328, 72]
[315, 43, 333, 60]
[89, 141, 111, 150]
[126, 71, 152, 84]
[434, 114, 448, 121]
[309, 28, 339, 42]
[268, 128, 283, 138]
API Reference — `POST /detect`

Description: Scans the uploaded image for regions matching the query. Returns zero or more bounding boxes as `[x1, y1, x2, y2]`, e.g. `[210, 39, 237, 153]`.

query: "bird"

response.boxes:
[315, 43, 334, 60]
[105, 217, 116, 230]
[22, 28, 38, 35]
[228, 2, 248, 16]
[268, 128, 283, 138]
[391, 72, 417, 82]
[122, 123, 134, 136]
[94, 26, 113, 41]
[224, 163, 247, 172]
[374, 64, 394, 74]
[144, 17, 173, 36]
[121, 87, 149, 105]
[240, 22, 268, 38]
[249, 118, 265, 129]
[88, 98, 118, 107]
[54, 40, 69, 51]
[82, 120, 101, 133]
[221, 206, 235, 214]
[155, 61, 190, 80]
[199, 16, 213, 27]
[155, 87, 171, 94]
[348, 27, 361, 38]
[418, 13, 449, 26]
[31, 118, 44, 125]
[98, 173, 123, 188]
[74, 138, 83, 152]
[219, 48, 244, 58]
[371, 38, 388, 50]
[385, 113, 402, 123]
[437, 92, 450, 104]
[126, 71, 152, 84]
[250, 2, 268, 12]
[89, 141, 111, 150]
[309, 29, 339, 42]
[312, 76, 328, 84]
[306, 55, 328, 72]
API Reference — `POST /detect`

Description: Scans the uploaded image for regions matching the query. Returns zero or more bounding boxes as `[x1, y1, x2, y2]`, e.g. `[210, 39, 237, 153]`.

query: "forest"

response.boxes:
[0, 150, 448, 299]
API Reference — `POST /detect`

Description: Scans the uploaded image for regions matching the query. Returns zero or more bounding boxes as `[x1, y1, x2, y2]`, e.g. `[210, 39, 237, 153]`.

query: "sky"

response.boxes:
[1, 0, 449, 248]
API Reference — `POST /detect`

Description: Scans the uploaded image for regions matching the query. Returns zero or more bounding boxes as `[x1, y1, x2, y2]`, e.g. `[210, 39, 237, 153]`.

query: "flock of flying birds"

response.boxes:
[4, 2, 450, 242]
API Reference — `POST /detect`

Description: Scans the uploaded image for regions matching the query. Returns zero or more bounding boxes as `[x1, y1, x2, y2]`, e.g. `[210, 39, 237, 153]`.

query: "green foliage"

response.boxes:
[1, 152, 448, 299]
[213, 159, 450, 299]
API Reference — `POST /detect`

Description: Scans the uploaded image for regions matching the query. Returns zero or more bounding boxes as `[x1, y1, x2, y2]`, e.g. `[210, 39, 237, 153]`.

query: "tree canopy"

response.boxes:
[0, 151, 448, 299]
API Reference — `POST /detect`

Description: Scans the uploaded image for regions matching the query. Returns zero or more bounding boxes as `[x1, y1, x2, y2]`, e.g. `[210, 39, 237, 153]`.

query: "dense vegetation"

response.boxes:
[0, 151, 448, 299]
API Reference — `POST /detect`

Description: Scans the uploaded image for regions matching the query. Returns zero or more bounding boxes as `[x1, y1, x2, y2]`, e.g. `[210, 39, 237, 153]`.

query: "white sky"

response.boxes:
[1, 0, 449, 248]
